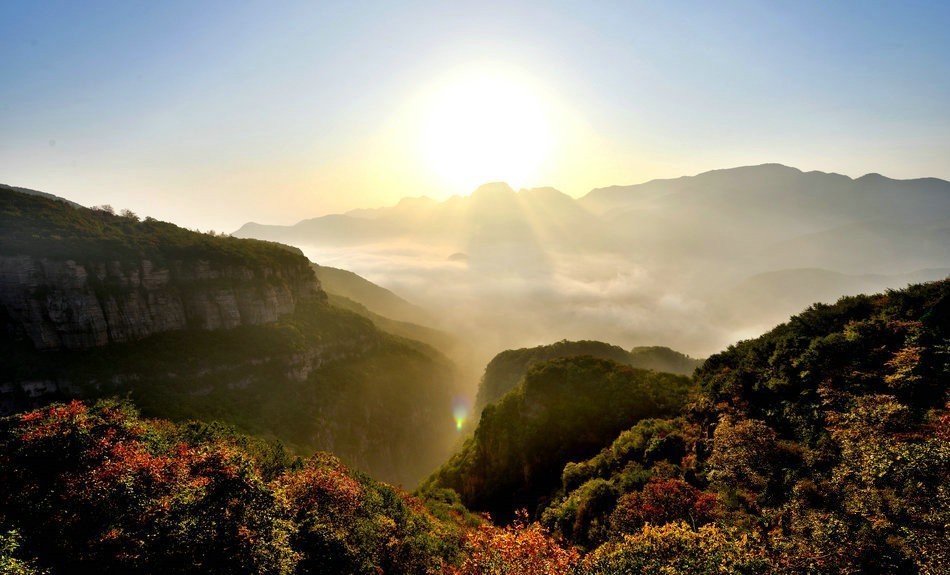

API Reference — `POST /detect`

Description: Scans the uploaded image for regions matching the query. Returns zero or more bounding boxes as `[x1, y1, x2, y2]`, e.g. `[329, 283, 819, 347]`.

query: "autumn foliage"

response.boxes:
[447, 512, 579, 575]
[1, 280, 948, 574]
[0, 400, 461, 574]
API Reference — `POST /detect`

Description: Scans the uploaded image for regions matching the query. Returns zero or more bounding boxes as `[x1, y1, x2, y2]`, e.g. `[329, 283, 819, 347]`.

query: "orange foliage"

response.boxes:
[273, 454, 364, 517]
[448, 512, 579, 575]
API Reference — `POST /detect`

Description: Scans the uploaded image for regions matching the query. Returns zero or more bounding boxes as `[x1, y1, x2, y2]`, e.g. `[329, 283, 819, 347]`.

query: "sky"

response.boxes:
[2, 0, 949, 232]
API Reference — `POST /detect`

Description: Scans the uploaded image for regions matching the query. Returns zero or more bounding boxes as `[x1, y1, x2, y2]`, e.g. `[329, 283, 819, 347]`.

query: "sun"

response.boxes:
[419, 68, 551, 193]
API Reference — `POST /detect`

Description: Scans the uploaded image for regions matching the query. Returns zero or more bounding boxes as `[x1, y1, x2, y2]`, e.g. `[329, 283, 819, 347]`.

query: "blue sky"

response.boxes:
[2, 0, 948, 231]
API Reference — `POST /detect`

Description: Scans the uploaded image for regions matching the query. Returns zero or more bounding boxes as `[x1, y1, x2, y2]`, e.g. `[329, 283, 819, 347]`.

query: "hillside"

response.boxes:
[424, 356, 695, 521]
[312, 263, 433, 326]
[0, 186, 461, 486]
[474, 340, 702, 411]
[449, 279, 949, 573]
[312, 263, 457, 357]
[2, 278, 947, 574]
[0, 186, 321, 349]
[325, 292, 455, 356]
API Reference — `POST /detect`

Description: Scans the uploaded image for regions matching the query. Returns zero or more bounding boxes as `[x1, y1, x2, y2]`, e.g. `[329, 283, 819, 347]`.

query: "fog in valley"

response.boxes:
[236, 163, 950, 384]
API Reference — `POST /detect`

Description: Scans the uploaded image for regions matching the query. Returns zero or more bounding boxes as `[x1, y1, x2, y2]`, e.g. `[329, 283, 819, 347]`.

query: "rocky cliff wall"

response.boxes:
[0, 255, 324, 350]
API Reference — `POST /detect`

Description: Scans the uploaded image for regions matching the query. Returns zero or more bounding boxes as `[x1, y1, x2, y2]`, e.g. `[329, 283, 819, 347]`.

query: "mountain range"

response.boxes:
[233, 164, 950, 365]
[0, 175, 947, 574]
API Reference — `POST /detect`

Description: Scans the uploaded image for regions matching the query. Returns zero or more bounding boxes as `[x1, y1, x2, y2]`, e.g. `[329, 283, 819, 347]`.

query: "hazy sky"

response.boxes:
[3, 0, 949, 232]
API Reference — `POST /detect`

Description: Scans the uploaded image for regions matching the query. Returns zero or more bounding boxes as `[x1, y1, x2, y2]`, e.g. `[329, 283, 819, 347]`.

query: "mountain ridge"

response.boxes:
[231, 163, 950, 363]
[0, 185, 462, 486]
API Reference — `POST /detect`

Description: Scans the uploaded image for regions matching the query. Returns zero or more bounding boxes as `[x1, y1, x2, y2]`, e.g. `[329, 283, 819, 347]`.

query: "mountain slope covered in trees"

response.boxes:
[1, 280, 947, 574]
[425, 356, 695, 521]
[474, 340, 702, 412]
[0, 186, 460, 486]
[489, 279, 948, 573]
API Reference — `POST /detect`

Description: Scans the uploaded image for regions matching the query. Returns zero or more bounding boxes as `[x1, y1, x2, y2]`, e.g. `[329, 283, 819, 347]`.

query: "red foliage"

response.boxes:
[18, 400, 90, 441]
[1, 401, 292, 572]
[273, 454, 363, 518]
[611, 478, 720, 532]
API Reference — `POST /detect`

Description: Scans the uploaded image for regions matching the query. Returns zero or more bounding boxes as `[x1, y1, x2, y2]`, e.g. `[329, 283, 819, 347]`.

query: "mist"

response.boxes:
[235, 165, 950, 389]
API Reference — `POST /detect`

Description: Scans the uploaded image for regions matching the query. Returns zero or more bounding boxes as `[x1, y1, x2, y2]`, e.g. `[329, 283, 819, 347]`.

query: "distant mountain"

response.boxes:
[582, 164, 950, 263]
[234, 181, 610, 255]
[582, 164, 949, 225]
[474, 340, 702, 412]
[233, 164, 950, 362]
[627, 345, 705, 374]
[0, 185, 460, 486]
[312, 263, 433, 325]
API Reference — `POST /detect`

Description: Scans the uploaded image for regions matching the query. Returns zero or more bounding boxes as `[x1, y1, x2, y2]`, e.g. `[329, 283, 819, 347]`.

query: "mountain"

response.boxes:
[233, 164, 950, 363]
[424, 356, 694, 521]
[627, 345, 705, 374]
[474, 340, 702, 412]
[0, 191, 321, 350]
[312, 263, 433, 326]
[0, 185, 460, 486]
[582, 164, 950, 226]
[2, 273, 946, 573]
[428, 279, 949, 573]
[325, 292, 455, 356]
[233, 182, 607, 254]
[310, 262, 458, 361]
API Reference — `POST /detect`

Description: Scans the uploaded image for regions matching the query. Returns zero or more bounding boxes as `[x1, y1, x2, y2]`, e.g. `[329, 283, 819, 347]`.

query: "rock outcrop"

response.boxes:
[0, 255, 324, 350]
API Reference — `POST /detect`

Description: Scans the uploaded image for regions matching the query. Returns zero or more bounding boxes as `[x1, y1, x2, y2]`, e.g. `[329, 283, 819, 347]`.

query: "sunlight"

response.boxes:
[420, 68, 551, 193]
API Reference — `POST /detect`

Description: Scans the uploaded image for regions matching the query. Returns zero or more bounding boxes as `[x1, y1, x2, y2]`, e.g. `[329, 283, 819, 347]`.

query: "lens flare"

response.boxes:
[452, 396, 471, 432]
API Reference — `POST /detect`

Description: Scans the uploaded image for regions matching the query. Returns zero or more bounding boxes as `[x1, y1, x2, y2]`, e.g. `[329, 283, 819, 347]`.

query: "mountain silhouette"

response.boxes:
[233, 165, 950, 361]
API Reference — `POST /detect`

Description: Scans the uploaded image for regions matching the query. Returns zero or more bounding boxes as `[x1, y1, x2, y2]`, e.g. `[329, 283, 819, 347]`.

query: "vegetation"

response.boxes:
[0, 400, 471, 574]
[15, 277, 945, 575]
[2, 185, 947, 573]
[474, 340, 702, 411]
[425, 356, 695, 521]
[520, 279, 948, 574]
[0, 186, 306, 270]
[1, 298, 459, 487]
[426, 279, 947, 573]
[691, 279, 950, 573]
[0, 187, 460, 487]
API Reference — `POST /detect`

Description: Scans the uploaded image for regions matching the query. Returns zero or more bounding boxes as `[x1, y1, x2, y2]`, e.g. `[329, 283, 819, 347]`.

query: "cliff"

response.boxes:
[0, 186, 324, 350]
[0, 255, 322, 350]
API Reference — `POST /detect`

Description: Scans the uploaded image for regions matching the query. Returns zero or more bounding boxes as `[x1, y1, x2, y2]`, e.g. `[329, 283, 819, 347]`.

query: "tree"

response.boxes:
[583, 522, 772, 575]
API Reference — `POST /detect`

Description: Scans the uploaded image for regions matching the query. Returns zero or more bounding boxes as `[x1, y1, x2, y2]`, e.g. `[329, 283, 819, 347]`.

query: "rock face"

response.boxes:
[0, 255, 324, 350]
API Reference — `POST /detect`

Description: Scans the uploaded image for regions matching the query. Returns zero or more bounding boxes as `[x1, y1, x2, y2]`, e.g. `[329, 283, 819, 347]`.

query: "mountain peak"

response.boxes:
[470, 182, 515, 198]
[856, 172, 892, 182]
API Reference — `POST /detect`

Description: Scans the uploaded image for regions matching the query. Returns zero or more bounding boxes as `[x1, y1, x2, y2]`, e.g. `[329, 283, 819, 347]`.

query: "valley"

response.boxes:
[1, 174, 947, 574]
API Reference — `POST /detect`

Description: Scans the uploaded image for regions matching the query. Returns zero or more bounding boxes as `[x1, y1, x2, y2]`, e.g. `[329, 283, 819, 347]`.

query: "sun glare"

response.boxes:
[420, 69, 551, 193]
